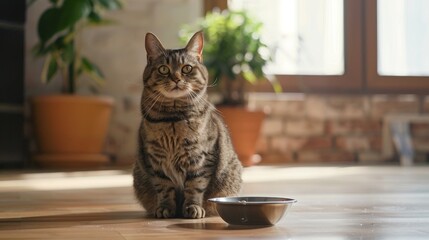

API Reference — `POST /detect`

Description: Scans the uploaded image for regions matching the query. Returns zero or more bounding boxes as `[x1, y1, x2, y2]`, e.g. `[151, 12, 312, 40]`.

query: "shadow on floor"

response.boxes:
[0, 211, 147, 230]
[168, 222, 272, 231]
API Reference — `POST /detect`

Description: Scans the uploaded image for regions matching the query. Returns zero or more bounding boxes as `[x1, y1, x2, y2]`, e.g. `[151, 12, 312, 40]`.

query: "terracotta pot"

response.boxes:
[218, 107, 265, 167]
[31, 95, 113, 168]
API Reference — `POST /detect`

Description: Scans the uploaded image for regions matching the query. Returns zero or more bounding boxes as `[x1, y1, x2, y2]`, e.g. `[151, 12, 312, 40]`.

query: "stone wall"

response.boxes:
[248, 94, 429, 164]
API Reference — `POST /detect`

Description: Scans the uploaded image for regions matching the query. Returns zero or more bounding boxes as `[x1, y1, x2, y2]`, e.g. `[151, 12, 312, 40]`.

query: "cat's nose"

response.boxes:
[171, 78, 181, 84]
[171, 72, 181, 83]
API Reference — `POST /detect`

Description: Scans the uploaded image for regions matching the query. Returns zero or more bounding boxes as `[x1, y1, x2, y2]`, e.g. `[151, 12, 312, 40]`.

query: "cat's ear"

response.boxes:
[145, 32, 165, 61]
[185, 31, 204, 62]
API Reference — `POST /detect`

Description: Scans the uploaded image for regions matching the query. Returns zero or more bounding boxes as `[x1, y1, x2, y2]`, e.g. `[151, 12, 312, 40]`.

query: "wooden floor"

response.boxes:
[0, 165, 428, 239]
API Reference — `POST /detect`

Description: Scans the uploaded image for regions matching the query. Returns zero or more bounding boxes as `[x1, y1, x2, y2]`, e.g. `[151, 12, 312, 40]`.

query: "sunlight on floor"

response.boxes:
[0, 171, 132, 191]
[242, 166, 370, 183]
[0, 166, 373, 191]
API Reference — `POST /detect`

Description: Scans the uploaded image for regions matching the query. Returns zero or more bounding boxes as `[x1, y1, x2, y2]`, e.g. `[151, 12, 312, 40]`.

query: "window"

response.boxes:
[229, 0, 344, 76]
[377, 0, 429, 76]
[224, 0, 363, 92]
[206, 0, 429, 93]
[366, 0, 429, 92]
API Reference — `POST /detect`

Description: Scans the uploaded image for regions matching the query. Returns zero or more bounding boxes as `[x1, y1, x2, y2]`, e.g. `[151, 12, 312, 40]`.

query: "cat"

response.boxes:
[133, 31, 243, 219]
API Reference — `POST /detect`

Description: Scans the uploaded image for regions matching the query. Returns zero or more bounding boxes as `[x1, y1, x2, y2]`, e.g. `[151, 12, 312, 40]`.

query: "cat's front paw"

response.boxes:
[155, 206, 176, 218]
[183, 204, 206, 219]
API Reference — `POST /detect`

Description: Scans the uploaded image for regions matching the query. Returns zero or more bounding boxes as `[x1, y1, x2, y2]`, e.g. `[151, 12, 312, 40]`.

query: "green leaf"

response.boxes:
[268, 77, 282, 93]
[37, 0, 90, 45]
[33, 40, 59, 57]
[81, 57, 103, 77]
[81, 57, 105, 86]
[47, 56, 58, 82]
[58, 0, 91, 31]
[96, 0, 122, 10]
[272, 81, 282, 93]
[41, 54, 58, 83]
[88, 11, 102, 23]
[37, 8, 61, 44]
[242, 70, 257, 83]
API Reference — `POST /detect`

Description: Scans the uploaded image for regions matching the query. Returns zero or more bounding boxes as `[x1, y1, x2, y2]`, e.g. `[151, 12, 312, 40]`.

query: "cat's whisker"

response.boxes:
[186, 91, 197, 106]
[188, 88, 209, 105]
[188, 88, 222, 116]
[159, 92, 165, 107]
[142, 93, 162, 119]
[141, 95, 157, 107]
[187, 89, 219, 131]
[142, 92, 161, 107]
[187, 89, 205, 107]
[207, 79, 219, 88]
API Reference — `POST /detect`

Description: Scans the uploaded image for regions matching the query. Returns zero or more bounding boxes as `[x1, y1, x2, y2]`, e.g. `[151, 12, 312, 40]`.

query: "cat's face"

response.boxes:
[143, 31, 208, 100]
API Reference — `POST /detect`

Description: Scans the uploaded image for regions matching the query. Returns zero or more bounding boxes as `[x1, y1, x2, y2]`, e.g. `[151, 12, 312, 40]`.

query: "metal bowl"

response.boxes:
[208, 196, 297, 226]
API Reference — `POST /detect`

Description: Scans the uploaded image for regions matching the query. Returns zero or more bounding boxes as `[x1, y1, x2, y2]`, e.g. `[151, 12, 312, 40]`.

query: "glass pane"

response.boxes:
[229, 0, 344, 75]
[378, 0, 429, 76]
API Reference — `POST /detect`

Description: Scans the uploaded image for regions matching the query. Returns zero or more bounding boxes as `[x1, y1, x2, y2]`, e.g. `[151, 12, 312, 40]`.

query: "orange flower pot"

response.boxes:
[217, 107, 265, 167]
[31, 95, 113, 168]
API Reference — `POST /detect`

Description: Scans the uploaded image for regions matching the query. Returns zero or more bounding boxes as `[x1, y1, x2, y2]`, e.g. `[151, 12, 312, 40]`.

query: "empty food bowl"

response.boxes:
[208, 196, 297, 226]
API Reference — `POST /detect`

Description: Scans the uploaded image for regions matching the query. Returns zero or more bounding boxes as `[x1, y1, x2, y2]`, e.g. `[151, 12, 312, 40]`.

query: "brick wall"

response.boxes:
[248, 94, 429, 164]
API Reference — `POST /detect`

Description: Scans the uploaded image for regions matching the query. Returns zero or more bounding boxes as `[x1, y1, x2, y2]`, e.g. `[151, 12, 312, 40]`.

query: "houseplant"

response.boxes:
[30, 0, 122, 168]
[180, 10, 280, 166]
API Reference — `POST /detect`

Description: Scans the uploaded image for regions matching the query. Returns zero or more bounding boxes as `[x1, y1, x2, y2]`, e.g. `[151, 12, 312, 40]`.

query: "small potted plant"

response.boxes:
[30, 0, 122, 168]
[180, 10, 280, 166]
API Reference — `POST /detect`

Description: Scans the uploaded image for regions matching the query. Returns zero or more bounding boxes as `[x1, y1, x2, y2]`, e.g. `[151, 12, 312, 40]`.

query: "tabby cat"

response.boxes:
[133, 31, 243, 219]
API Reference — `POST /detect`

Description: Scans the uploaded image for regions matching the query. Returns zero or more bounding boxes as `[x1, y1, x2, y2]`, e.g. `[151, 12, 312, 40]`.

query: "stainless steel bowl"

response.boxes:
[208, 196, 297, 226]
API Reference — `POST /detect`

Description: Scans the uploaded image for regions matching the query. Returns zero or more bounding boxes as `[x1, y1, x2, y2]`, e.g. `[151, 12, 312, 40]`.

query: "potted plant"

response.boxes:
[30, 0, 122, 168]
[180, 10, 280, 166]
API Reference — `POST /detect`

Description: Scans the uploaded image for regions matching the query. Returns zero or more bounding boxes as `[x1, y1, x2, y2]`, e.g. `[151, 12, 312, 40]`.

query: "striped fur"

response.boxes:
[133, 31, 242, 219]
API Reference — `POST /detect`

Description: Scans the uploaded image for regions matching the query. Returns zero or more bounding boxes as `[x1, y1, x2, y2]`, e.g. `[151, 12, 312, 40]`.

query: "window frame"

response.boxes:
[270, 0, 363, 93]
[205, 0, 429, 94]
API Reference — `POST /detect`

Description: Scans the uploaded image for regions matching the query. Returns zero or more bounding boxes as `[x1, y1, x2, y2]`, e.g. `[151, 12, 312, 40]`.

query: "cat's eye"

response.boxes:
[181, 65, 193, 74]
[158, 65, 170, 75]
